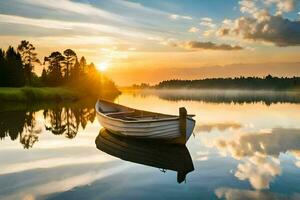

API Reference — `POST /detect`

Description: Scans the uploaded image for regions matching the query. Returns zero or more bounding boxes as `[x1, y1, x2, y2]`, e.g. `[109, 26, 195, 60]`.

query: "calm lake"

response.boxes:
[1, 90, 300, 200]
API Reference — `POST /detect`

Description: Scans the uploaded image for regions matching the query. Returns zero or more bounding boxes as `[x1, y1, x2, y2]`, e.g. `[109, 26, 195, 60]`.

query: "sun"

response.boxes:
[97, 62, 108, 72]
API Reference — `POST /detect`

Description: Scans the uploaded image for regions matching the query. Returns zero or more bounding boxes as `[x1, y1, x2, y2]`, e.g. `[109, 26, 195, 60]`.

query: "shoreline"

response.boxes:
[0, 87, 120, 102]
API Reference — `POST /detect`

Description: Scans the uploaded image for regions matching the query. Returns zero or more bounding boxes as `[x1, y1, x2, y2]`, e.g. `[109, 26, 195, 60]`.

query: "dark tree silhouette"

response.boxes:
[17, 40, 40, 85]
[43, 105, 95, 138]
[156, 75, 300, 90]
[41, 67, 47, 84]
[0, 110, 27, 140]
[43, 51, 65, 86]
[44, 107, 66, 135]
[20, 112, 40, 149]
[0, 49, 5, 86]
[4, 46, 25, 87]
[62, 49, 77, 80]
[70, 58, 80, 80]
[79, 56, 87, 73]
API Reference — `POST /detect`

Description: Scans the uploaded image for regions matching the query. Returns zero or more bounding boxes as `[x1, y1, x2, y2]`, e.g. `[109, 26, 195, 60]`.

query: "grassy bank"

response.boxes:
[0, 87, 82, 102]
[0, 87, 121, 102]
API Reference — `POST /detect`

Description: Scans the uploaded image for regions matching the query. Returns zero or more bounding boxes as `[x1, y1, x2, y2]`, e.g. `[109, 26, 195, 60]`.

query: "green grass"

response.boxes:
[0, 87, 81, 102]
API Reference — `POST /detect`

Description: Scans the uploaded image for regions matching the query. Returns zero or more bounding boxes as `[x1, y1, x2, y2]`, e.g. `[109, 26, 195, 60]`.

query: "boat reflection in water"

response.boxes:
[95, 128, 194, 183]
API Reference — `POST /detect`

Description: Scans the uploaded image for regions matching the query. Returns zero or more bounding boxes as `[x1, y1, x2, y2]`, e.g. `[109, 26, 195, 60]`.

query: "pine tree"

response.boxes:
[0, 49, 6, 86]
[41, 67, 47, 84]
[5, 46, 25, 87]
[70, 58, 80, 80]
[79, 56, 86, 73]
[17, 40, 40, 85]
[62, 49, 77, 80]
[44, 52, 65, 86]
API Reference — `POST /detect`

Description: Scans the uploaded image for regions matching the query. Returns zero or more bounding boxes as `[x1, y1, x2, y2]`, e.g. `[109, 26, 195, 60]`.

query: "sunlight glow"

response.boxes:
[97, 62, 108, 72]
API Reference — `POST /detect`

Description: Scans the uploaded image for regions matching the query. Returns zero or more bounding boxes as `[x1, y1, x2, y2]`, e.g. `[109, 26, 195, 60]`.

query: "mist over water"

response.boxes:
[137, 89, 300, 105]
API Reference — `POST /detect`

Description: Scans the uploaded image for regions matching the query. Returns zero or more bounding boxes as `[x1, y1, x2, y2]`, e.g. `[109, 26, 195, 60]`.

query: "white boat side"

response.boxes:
[95, 99, 196, 144]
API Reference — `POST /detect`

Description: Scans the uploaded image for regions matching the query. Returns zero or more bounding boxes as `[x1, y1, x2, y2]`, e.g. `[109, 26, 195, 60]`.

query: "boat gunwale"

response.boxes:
[96, 99, 196, 124]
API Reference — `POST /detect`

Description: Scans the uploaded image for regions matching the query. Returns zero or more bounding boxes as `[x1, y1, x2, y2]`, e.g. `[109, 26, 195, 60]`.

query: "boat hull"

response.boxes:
[95, 100, 196, 144]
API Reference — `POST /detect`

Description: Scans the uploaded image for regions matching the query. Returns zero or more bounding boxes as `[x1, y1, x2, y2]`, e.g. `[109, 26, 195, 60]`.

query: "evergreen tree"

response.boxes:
[62, 49, 77, 80]
[17, 40, 40, 85]
[70, 58, 80, 80]
[0, 49, 6, 86]
[41, 67, 47, 84]
[79, 56, 86, 73]
[44, 52, 65, 86]
[87, 62, 97, 74]
[5, 46, 25, 87]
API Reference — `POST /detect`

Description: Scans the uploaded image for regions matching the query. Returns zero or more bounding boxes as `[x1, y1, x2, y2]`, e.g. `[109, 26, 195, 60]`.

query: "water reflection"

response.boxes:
[0, 101, 96, 149]
[1, 91, 300, 199]
[96, 128, 194, 183]
[206, 128, 300, 190]
[195, 122, 242, 133]
[44, 106, 95, 138]
[215, 187, 300, 200]
[137, 89, 300, 105]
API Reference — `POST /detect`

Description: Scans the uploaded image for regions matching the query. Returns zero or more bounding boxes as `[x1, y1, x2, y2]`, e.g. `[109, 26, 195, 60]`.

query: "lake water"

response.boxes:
[1, 90, 300, 200]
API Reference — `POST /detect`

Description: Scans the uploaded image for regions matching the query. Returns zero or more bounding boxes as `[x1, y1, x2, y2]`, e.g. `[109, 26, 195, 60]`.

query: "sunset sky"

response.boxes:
[0, 0, 300, 85]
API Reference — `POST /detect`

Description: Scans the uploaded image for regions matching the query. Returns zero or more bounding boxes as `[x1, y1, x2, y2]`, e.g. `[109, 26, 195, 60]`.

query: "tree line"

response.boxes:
[155, 75, 300, 90]
[0, 40, 119, 96]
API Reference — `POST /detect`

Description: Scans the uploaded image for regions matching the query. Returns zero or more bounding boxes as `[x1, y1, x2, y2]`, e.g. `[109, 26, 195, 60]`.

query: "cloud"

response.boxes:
[188, 27, 200, 33]
[2, 165, 129, 200]
[0, 14, 158, 40]
[235, 153, 281, 189]
[222, 19, 234, 26]
[110, 0, 168, 16]
[202, 29, 215, 37]
[200, 17, 216, 28]
[291, 151, 300, 168]
[264, 0, 297, 15]
[239, 0, 258, 14]
[201, 17, 213, 22]
[217, 10, 300, 46]
[169, 14, 192, 20]
[162, 39, 244, 50]
[0, 155, 114, 175]
[215, 187, 300, 200]
[186, 41, 243, 50]
[20, 0, 125, 22]
[217, 28, 231, 36]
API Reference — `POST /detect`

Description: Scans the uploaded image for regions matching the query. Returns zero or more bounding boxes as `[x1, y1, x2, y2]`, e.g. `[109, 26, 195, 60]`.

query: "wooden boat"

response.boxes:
[95, 129, 194, 183]
[95, 99, 196, 144]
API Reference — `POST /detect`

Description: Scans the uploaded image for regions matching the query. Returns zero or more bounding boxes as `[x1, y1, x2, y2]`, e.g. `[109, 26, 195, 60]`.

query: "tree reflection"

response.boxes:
[20, 112, 40, 149]
[0, 102, 96, 149]
[43, 105, 95, 139]
[0, 110, 27, 141]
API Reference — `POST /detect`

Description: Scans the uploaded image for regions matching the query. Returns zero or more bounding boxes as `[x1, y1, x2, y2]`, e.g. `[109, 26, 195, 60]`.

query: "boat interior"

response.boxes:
[97, 100, 176, 121]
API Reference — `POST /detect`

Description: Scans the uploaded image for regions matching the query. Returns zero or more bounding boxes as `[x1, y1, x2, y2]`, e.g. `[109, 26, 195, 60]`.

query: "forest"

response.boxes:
[155, 76, 300, 90]
[0, 40, 120, 99]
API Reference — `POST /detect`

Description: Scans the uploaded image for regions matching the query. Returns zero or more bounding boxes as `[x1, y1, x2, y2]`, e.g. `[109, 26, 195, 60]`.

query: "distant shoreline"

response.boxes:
[131, 76, 300, 91]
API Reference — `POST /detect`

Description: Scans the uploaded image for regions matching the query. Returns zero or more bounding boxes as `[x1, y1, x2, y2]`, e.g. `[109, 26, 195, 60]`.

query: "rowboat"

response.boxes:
[95, 129, 194, 183]
[95, 99, 196, 144]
